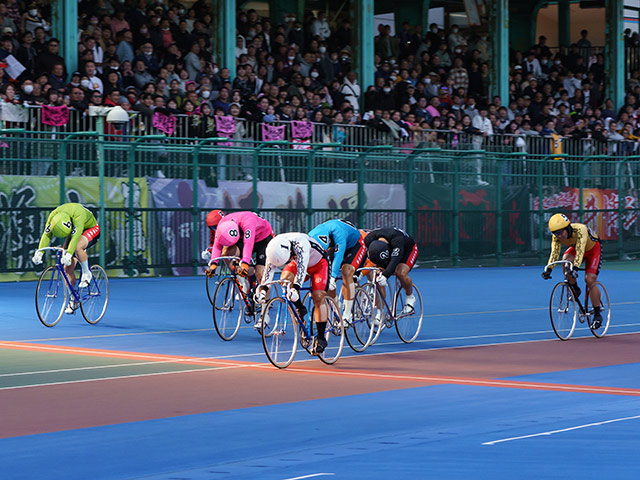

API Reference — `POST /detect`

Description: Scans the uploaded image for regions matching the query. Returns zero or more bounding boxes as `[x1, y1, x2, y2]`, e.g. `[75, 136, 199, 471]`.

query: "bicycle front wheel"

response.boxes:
[35, 266, 67, 327]
[80, 265, 109, 324]
[588, 281, 611, 338]
[318, 296, 345, 365]
[394, 286, 423, 343]
[261, 297, 298, 368]
[213, 277, 243, 341]
[205, 269, 225, 305]
[346, 287, 375, 352]
[550, 282, 577, 340]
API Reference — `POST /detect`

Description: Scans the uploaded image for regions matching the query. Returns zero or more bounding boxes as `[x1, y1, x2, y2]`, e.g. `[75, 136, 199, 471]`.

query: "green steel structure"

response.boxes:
[1, 132, 639, 280]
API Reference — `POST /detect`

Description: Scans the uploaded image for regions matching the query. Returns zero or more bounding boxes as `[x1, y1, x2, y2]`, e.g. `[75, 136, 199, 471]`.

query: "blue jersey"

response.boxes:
[309, 219, 361, 279]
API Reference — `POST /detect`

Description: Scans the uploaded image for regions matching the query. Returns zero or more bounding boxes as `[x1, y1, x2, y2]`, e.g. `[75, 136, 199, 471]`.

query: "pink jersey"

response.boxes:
[210, 211, 273, 264]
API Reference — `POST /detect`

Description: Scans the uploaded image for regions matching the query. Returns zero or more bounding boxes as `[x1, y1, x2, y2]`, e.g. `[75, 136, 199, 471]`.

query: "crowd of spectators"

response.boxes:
[0, 0, 639, 152]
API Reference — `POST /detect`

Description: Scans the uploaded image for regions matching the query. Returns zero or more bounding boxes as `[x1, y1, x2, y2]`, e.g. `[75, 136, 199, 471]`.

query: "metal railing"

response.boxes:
[5, 104, 639, 160]
[1, 132, 639, 279]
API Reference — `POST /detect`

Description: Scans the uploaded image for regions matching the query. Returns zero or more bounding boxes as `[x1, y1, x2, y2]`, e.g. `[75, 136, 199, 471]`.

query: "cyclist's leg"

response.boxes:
[395, 243, 418, 295]
[309, 259, 330, 353]
[340, 237, 367, 315]
[584, 242, 603, 327]
[77, 225, 100, 287]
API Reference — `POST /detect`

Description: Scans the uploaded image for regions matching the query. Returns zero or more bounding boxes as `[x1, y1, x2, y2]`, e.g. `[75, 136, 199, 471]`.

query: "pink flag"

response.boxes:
[426, 105, 440, 118]
[216, 115, 236, 135]
[41, 105, 69, 126]
[261, 123, 286, 141]
[291, 120, 313, 139]
[153, 111, 176, 136]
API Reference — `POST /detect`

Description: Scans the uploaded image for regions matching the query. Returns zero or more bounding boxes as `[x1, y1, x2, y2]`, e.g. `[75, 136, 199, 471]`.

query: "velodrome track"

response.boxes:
[1, 264, 640, 479]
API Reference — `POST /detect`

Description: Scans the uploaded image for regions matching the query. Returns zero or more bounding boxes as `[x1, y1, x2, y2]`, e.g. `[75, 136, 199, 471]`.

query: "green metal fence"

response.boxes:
[1, 131, 639, 279]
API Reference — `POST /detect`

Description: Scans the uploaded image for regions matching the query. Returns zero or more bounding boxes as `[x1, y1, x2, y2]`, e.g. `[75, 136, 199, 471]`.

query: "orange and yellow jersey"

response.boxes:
[547, 223, 599, 269]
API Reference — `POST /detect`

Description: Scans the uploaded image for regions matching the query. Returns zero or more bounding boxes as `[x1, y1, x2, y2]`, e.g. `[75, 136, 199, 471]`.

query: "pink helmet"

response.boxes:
[215, 220, 241, 247]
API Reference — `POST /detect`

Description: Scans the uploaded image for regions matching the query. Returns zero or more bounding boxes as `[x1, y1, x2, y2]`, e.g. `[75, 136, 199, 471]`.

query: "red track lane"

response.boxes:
[2, 333, 640, 439]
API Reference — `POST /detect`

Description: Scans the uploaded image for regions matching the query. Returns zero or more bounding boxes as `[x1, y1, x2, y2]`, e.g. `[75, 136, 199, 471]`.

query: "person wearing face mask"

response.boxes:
[20, 79, 35, 104]
[447, 24, 465, 50]
[23, 3, 49, 35]
[373, 82, 396, 111]
[426, 23, 443, 55]
[287, 21, 304, 48]
[134, 42, 160, 75]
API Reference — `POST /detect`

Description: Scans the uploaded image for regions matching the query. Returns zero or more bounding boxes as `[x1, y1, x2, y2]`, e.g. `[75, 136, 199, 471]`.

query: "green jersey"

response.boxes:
[38, 203, 98, 255]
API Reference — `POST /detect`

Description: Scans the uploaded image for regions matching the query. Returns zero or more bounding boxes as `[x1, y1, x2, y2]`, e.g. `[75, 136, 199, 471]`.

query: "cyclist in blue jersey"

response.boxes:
[309, 218, 367, 325]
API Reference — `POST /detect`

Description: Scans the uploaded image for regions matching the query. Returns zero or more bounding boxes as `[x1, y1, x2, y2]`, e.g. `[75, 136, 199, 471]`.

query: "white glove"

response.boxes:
[255, 288, 267, 304]
[61, 252, 73, 266]
[376, 275, 388, 287]
[32, 251, 43, 265]
[328, 276, 337, 292]
[201, 249, 211, 261]
[287, 286, 300, 303]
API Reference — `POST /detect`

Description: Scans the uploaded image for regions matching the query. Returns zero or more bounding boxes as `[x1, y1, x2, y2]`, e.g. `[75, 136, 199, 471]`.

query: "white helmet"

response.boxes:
[266, 235, 293, 266]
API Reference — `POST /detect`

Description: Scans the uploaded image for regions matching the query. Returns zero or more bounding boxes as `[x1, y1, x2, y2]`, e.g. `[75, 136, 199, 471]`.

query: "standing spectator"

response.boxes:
[84, 61, 103, 94]
[110, 9, 130, 42]
[447, 25, 465, 50]
[311, 11, 331, 41]
[576, 29, 592, 61]
[184, 42, 202, 80]
[524, 51, 542, 78]
[132, 59, 154, 89]
[471, 104, 492, 185]
[135, 42, 160, 76]
[34, 38, 65, 76]
[340, 71, 361, 113]
[22, 3, 50, 35]
[450, 56, 469, 91]
[115, 29, 134, 64]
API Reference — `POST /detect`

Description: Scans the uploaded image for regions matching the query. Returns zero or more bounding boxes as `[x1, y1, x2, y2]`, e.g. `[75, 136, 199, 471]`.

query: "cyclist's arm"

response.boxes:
[66, 205, 97, 255]
[572, 224, 589, 268]
[208, 228, 215, 249]
[210, 240, 223, 263]
[37, 211, 55, 250]
[291, 237, 310, 287]
[547, 236, 562, 269]
[382, 235, 404, 278]
[330, 230, 348, 279]
[259, 261, 276, 288]
[239, 219, 258, 265]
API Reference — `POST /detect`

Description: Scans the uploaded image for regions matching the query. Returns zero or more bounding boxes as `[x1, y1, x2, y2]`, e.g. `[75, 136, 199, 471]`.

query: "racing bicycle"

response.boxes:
[546, 260, 611, 340]
[258, 279, 344, 369]
[34, 246, 109, 327]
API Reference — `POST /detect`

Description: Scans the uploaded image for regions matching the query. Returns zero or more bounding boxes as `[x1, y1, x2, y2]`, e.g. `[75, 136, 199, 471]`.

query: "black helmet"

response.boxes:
[368, 240, 390, 266]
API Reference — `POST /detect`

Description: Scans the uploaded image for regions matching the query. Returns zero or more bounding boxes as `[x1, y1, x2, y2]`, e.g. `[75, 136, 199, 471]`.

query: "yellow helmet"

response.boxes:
[548, 213, 570, 232]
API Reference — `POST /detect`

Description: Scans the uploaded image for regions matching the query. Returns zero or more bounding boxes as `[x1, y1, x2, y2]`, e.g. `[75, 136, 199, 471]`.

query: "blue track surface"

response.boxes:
[2, 265, 640, 479]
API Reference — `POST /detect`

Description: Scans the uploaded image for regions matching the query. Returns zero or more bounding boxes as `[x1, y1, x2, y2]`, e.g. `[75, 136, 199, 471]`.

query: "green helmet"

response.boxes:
[49, 212, 73, 238]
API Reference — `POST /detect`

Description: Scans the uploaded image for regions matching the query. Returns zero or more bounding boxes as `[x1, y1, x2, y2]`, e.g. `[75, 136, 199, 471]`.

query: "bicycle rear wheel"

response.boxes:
[365, 282, 386, 345]
[394, 286, 423, 343]
[318, 296, 345, 365]
[261, 297, 298, 368]
[588, 281, 611, 338]
[35, 266, 67, 327]
[346, 287, 375, 352]
[80, 265, 109, 324]
[549, 282, 577, 340]
[213, 277, 243, 341]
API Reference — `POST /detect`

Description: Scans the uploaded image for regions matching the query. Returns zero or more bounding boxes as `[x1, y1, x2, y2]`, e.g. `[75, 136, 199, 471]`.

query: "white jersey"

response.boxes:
[262, 232, 326, 287]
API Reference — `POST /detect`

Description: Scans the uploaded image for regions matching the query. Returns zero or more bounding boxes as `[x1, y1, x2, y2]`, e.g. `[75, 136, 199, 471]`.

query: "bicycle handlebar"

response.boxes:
[545, 260, 584, 271]
[36, 246, 65, 253]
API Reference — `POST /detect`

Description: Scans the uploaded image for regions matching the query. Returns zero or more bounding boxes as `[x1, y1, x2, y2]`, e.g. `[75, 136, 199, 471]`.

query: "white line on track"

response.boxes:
[282, 474, 334, 480]
[482, 415, 640, 445]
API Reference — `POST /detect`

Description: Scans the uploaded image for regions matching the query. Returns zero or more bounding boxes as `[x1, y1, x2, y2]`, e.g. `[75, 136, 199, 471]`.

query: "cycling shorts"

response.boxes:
[282, 258, 330, 292]
[253, 233, 274, 266]
[564, 240, 601, 275]
[82, 224, 101, 249]
[342, 236, 367, 271]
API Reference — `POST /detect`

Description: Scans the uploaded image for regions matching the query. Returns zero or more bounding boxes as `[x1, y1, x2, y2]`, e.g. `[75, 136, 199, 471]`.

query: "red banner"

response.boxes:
[41, 105, 69, 126]
[533, 187, 639, 240]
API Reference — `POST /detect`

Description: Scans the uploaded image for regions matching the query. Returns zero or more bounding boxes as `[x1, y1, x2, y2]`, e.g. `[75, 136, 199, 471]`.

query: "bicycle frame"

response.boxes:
[211, 255, 256, 315]
[259, 279, 313, 341]
[38, 247, 86, 304]
[546, 260, 591, 319]
[356, 267, 409, 322]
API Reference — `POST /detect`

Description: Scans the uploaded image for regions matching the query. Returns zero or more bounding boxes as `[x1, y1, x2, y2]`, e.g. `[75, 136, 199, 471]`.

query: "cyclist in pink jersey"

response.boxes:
[204, 211, 274, 288]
